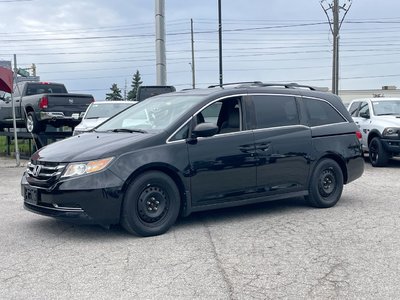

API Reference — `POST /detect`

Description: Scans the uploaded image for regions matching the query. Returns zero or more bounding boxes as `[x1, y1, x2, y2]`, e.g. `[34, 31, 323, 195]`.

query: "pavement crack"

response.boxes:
[202, 219, 235, 300]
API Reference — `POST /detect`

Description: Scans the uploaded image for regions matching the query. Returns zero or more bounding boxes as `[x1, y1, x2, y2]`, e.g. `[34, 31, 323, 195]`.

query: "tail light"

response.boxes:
[355, 130, 362, 140]
[39, 96, 48, 109]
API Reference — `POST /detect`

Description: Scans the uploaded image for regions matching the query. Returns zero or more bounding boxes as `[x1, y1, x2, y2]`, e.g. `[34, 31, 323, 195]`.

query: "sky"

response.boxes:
[1, 0, 400, 100]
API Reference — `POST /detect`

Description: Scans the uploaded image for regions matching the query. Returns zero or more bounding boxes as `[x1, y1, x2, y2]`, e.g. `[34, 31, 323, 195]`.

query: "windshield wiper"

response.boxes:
[377, 113, 398, 116]
[109, 128, 148, 133]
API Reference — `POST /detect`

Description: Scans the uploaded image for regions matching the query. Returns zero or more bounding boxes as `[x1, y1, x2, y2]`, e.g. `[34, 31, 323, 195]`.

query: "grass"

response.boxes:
[0, 136, 35, 158]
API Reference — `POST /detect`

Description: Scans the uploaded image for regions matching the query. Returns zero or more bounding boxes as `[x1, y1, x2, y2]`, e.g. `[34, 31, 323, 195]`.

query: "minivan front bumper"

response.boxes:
[21, 172, 124, 225]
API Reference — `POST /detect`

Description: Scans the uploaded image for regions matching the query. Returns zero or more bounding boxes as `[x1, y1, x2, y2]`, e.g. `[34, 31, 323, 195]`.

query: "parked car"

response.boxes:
[22, 82, 364, 237]
[0, 81, 94, 133]
[136, 85, 175, 101]
[348, 97, 400, 167]
[73, 101, 137, 136]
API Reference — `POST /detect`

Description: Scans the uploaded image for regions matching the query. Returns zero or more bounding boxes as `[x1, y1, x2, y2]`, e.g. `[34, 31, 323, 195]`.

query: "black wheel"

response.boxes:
[369, 137, 389, 167]
[306, 158, 343, 208]
[26, 112, 44, 133]
[121, 171, 181, 237]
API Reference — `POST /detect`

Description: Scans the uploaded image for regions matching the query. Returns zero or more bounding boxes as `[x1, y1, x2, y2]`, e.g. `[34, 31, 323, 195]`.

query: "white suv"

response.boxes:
[348, 97, 400, 167]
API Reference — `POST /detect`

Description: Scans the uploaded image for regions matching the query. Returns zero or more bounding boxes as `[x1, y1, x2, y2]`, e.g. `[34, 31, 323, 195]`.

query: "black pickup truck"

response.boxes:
[0, 81, 94, 133]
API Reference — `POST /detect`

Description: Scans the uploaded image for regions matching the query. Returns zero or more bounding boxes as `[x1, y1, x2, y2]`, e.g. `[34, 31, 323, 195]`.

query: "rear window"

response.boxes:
[25, 83, 67, 96]
[303, 98, 346, 126]
[252, 95, 299, 129]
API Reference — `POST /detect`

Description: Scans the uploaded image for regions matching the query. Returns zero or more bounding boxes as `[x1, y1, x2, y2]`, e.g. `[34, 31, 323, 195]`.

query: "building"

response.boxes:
[339, 86, 400, 105]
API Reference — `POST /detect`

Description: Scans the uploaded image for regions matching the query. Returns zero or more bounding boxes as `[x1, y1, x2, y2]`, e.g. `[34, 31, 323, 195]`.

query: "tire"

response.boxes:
[121, 171, 181, 237]
[26, 112, 44, 133]
[369, 137, 389, 167]
[306, 158, 344, 208]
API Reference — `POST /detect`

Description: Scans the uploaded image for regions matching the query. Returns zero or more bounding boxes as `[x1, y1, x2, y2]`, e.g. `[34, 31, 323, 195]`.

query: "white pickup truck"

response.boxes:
[348, 97, 400, 167]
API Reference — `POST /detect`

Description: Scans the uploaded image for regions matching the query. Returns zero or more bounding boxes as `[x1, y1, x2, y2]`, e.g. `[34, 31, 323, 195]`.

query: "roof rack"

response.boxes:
[255, 83, 316, 91]
[208, 81, 316, 91]
[208, 81, 263, 88]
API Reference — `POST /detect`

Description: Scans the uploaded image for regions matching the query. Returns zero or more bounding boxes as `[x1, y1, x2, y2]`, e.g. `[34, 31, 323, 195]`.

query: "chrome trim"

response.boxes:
[252, 124, 309, 133]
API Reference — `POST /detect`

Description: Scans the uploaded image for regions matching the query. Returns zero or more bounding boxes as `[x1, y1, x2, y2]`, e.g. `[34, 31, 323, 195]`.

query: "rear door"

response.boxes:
[250, 94, 312, 196]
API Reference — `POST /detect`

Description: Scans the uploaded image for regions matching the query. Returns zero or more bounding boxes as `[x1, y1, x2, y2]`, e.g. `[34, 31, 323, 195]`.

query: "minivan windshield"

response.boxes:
[96, 94, 203, 132]
[85, 102, 134, 119]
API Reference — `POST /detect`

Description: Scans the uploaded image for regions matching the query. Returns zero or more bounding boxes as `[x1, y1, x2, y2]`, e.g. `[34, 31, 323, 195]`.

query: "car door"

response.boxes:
[249, 94, 312, 196]
[355, 101, 373, 150]
[187, 96, 257, 207]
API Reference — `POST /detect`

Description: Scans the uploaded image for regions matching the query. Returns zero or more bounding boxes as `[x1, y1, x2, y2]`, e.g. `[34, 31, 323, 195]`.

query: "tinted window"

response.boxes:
[252, 95, 299, 129]
[25, 83, 67, 95]
[303, 98, 346, 126]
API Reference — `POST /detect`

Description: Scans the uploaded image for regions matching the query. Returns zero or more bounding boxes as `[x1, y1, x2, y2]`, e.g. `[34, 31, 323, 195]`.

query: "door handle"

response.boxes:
[239, 145, 255, 153]
[256, 143, 270, 151]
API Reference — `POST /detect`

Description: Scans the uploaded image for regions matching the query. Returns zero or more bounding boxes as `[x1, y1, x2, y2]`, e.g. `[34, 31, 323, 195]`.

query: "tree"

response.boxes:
[105, 83, 123, 101]
[127, 70, 143, 101]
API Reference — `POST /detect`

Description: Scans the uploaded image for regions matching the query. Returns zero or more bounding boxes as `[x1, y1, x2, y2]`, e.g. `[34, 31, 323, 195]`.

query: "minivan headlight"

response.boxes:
[62, 157, 114, 178]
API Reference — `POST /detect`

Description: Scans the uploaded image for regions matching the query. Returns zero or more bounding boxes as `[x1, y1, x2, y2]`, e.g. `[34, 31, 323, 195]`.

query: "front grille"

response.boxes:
[26, 161, 66, 187]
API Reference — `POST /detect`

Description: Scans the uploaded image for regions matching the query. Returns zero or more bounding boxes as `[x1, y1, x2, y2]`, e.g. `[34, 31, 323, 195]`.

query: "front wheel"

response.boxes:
[306, 158, 344, 208]
[369, 137, 389, 167]
[121, 171, 181, 237]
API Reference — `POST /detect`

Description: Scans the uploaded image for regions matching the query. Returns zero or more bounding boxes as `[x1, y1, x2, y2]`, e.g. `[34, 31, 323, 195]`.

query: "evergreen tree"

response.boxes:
[127, 70, 143, 101]
[105, 83, 123, 101]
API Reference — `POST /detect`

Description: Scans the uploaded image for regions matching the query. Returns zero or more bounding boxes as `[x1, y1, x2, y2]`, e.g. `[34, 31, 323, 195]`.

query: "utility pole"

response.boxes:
[190, 18, 196, 89]
[12, 54, 20, 166]
[155, 0, 167, 85]
[321, 0, 352, 95]
[218, 0, 223, 87]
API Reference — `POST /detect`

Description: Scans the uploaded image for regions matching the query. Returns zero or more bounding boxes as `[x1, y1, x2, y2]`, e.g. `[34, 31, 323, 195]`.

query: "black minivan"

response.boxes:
[22, 83, 364, 236]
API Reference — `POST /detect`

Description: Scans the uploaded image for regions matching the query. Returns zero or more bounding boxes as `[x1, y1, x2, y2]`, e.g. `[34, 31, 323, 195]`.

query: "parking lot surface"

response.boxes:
[0, 155, 399, 299]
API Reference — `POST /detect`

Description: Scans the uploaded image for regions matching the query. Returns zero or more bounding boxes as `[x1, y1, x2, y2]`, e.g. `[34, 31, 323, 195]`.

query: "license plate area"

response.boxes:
[24, 187, 40, 205]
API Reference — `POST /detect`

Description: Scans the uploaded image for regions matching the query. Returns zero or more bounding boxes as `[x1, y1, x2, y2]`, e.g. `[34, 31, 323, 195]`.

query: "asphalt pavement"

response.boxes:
[0, 155, 399, 299]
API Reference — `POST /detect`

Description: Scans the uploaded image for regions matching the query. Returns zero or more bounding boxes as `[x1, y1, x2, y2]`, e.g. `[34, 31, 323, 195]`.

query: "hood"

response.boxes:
[75, 118, 109, 131]
[374, 115, 400, 126]
[32, 132, 154, 163]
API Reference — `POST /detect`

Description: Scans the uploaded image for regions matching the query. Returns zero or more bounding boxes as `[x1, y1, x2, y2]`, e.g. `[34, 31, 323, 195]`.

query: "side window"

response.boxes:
[358, 102, 369, 117]
[170, 123, 190, 141]
[252, 95, 299, 129]
[348, 102, 359, 117]
[201, 102, 222, 124]
[303, 98, 346, 126]
[195, 97, 242, 134]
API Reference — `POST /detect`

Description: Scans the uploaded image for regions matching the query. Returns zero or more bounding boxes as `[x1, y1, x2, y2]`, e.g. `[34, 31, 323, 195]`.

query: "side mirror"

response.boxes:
[192, 122, 219, 138]
[359, 112, 370, 119]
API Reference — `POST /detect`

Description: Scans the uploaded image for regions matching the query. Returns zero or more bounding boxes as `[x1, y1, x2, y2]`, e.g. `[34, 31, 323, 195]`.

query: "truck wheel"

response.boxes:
[121, 171, 181, 237]
[369, 137, 389, 167]
[306, 158, 343, 208]
[26, 112, 44, 133]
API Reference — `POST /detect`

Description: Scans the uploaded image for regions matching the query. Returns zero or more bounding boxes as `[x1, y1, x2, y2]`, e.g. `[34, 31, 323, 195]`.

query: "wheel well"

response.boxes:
[316, 154, 348, 184]
[121, 166, 187, 216]
[24, 106, 34, 116]
[367, 132, 380, 147]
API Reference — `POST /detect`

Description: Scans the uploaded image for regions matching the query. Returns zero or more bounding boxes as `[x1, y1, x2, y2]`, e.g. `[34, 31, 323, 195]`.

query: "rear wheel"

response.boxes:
[26, 112, 45, 133]
[306, 158, 343, 208]
[369, 137, 389, 167]
[121, 171, 181, 237]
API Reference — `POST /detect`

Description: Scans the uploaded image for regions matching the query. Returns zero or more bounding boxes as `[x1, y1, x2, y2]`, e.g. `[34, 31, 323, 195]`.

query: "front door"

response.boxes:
[187, 97, 257, 207]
